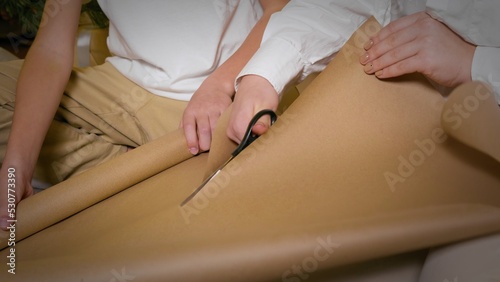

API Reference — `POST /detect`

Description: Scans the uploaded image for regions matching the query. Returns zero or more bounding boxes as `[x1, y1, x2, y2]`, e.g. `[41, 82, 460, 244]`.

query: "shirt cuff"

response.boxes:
[425, 0, 449, 16]
[471, 46, 500, 104]
[235, 37, 304, 96]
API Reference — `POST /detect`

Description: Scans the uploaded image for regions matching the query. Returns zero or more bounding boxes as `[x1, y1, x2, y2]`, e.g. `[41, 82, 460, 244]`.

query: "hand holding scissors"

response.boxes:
[180, 109, 277, 206]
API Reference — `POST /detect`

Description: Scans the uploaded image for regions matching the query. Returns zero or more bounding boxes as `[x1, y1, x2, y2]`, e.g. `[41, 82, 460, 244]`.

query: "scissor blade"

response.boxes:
[180, 157, 233, 206]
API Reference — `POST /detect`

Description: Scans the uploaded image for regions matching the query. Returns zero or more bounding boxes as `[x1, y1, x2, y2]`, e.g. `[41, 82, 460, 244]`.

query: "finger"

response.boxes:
[208, 110, 222, 134]
[200, 110, 223, 150]
[365, 41, 420, 74]
[24, 187, 34, 198]
[181, 114, 200, 155]
[374, 55, 426, 79]
[0, 197, 9, 230]
[196, 115, 212, 152]
[361, 23, 420, 66]
[227, 110, 253, 144]
[252, 115, 271, 135]
[227, 119, 245, 144]
[367, 12, 427, 50]
[0, 217, 9, 230]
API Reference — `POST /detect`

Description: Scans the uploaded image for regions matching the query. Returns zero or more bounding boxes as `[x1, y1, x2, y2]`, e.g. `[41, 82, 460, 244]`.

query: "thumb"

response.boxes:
[251, 115, 271, 136]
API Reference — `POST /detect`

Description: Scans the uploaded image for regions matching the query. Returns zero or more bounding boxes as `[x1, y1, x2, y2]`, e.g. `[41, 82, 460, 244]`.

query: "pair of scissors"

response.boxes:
[180, 109, 278, 206]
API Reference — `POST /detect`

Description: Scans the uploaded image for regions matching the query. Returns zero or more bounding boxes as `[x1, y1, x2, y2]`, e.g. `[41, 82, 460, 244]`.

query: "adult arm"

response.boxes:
[360, 12, 476, 88]
[426, 0, 500, 102]
[361, 0, 500, 102]
[180, 0, 289, 155]
[227, 0, 393, 143]
[0, 0, 83, 230]
[470, 47, 500, 103]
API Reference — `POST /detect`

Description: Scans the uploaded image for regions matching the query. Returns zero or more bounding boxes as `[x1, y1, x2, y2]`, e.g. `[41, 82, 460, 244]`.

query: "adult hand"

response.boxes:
[0, 162, 33, 231]
[180, 77, 233, 155]
[227, 75, 279, 144]
[359, 12, 476, 88]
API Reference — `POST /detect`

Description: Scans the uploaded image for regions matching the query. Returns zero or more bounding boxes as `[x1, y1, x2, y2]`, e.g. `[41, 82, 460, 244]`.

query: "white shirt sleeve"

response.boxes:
[236, 0, 393, 96]
[471, 47, 500, 103]
[426, 0, 500, 103]
[426, 0, 500, 46]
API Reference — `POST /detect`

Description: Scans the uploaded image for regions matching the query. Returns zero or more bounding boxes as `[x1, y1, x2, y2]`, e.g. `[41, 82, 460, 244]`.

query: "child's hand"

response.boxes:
[227, 75, 279, 144]
[180, 77, 233, 155]
[0, 163, 33, 231]
[360, 12, 476, 88]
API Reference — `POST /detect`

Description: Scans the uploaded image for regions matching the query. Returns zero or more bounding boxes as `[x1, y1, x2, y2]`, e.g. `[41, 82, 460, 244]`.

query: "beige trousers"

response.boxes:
[420, 232, 500, 282]
[316, 232, 500, 282]
[0, 60, 187, 184]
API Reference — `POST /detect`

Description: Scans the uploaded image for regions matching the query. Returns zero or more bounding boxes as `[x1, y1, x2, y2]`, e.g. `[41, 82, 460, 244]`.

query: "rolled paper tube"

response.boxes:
[0, 129, 193, 249]
[441, 82, 500, 162]
[201, 104, 238, 180]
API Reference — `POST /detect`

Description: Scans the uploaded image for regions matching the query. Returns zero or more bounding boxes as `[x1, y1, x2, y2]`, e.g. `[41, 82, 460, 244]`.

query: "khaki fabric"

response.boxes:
[0, 60, 187, 183]
[1, 18, 500, 281]
[420, 233, 500, 282]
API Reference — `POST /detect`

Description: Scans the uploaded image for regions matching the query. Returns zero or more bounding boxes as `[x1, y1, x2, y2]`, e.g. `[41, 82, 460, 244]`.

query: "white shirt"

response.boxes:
[239, 0, 499, 103]
[237, 0, 395, 96]
[426, 0, 500, 103]
[97, 0, 263, 101]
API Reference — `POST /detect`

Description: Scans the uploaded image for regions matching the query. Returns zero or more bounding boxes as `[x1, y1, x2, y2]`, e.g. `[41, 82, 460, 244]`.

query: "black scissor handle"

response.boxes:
[232, 109, 277, 156]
